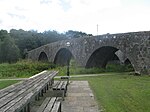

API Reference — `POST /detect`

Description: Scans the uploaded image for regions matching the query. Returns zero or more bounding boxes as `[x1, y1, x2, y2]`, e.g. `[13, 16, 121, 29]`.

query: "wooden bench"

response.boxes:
[52, 81, 68, 100]
[60, 76, 70, 85]
[0, 70, 58, 112]
[37, 97, 61, 112]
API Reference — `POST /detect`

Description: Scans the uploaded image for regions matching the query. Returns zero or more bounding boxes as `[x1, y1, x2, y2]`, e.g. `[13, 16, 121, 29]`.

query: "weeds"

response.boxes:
[0, 60, 50, 78]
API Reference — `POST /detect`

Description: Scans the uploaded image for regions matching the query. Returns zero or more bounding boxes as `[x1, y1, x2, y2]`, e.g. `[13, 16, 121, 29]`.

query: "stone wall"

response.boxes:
[28, 31, 150, 75]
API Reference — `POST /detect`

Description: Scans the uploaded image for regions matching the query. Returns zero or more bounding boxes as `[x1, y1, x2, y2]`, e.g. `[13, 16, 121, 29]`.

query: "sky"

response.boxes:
[0, 0, 150, 35]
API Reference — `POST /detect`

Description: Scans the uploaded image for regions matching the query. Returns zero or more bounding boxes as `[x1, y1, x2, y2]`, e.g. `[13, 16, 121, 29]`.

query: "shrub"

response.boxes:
[106, 63, 134, 72]
[0, 60, 51, 78]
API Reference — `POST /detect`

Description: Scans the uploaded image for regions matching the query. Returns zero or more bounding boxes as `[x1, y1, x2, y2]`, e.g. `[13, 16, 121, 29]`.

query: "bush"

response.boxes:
[0, 60, 51, 78]
[106, 64, 134, 72]
[51, 60, 134, 76]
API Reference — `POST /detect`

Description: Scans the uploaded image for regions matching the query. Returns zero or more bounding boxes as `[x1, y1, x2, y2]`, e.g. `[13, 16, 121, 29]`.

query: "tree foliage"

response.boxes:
[0, 30, 20, 63]
[65, 30, 92, 39]
[0, 29, 92, 63]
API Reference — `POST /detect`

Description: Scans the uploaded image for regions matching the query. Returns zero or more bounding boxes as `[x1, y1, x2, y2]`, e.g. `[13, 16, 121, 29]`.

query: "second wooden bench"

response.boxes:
[52, 81, 68, 100]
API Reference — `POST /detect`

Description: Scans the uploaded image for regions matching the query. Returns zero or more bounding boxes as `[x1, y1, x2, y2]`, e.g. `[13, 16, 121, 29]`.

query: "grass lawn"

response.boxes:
[0, 80, 20, 89]
[0, 60, 149, 111]
[71, 74, 150, 112]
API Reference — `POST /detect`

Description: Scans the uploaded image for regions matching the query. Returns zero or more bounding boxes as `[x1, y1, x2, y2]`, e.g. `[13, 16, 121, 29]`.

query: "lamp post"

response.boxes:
[66, 42, 71, 77]
[67, 62, 70, 76]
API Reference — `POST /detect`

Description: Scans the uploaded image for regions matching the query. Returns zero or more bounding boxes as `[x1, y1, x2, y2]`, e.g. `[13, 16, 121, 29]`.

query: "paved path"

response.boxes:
[55, 73, 113, 79]
[0, 73, 113, 81]
[62, 81, 100, 112]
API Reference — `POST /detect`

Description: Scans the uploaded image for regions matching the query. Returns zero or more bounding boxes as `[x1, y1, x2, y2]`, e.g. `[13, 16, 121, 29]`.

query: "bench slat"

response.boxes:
[37, 97, 51, 112]
[37, 97, 61, 112]
[51, 102, 61, 112]
[44, 97, 56, 112]
[62, 81, 67, 90]
[57, 82, 63, 89]
[53, 81, 60, 90]
[53, 81, 67, 90]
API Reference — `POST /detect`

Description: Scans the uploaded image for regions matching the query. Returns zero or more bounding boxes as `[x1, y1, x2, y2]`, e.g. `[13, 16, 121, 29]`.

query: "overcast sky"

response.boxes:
[0, 0, 150, 35]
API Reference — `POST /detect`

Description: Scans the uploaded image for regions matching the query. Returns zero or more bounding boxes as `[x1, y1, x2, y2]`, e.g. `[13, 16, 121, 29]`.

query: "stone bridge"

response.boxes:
[28, 31, 150, 75]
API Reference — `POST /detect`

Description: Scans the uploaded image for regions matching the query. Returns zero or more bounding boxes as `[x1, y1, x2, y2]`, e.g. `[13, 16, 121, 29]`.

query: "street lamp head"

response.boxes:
[66, 41, 70, 47]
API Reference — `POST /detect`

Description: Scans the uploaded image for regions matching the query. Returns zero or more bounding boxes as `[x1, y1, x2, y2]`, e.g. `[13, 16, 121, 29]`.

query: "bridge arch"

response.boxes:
[85, 46, 134, 71]
[38, 51, 48, 62]
[86, 46, 118, 68]
[54, 48, 73, 66]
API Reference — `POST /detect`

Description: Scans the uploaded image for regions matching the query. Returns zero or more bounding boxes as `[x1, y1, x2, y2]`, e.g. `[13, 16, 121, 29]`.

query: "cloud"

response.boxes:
[59, 0, 71, 12]
[15, 6, 27, 11]
[40, 0, 52, 4]
[7, 13, 26, 19]
[0, 0, 150, 35]
[0, 20, 2, 24]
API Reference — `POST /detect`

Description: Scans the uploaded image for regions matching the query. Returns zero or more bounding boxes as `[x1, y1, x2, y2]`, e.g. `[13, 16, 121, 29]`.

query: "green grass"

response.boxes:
[0, 59, 134, 78]
[0, 80, 20, 89]
[0, 60, 149, 112]
[51, 64, 133, 76]
[0, 60, 50, 78]
[52, 59, 134, 76]
[71, 74, 150, 112]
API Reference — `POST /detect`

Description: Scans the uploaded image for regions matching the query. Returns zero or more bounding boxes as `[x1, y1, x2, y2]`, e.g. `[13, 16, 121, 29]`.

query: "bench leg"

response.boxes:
[62, 90, 65, 101]
[43, 87, 46, 93]
[21, 103, 30, 112]
[27, 103, 30, 112]
[49, 81, 51, 87]
[23, 106, 27, 112]
[40, 89, 44, 97]
[47, 84, 49, 90]
[35, 93, 40, 101]
[52, 78, 54, 84]
[59, 103, 61, 112]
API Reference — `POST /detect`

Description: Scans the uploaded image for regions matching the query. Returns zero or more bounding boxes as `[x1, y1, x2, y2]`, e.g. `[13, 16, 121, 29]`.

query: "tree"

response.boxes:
[9, 29, 67, 58]
[1, 37, 20, 63]
[0, 30, 11, 63]
[0, 40, 2, 62]
[65, 30, 92, 39]
[0, 30, 9, 41]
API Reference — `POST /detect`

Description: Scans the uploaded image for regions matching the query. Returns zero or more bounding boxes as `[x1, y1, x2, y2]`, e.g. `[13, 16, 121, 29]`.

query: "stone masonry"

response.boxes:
[28, 31, 150, 75]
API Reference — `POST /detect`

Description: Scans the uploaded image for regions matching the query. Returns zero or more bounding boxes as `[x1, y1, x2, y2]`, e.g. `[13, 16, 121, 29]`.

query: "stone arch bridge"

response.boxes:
[28, 31, 150, 75]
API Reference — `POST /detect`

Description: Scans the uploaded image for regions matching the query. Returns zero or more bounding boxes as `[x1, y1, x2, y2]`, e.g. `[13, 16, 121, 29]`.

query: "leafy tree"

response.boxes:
[65, 30, 92, 39]
[1, 37, 20, 63]
[0, 30, 9, 41]
[0, 40, 2, 61]
[10, 29, 67, 58]
[0, 30, 10, 63]
[10, 29, 39, 57]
